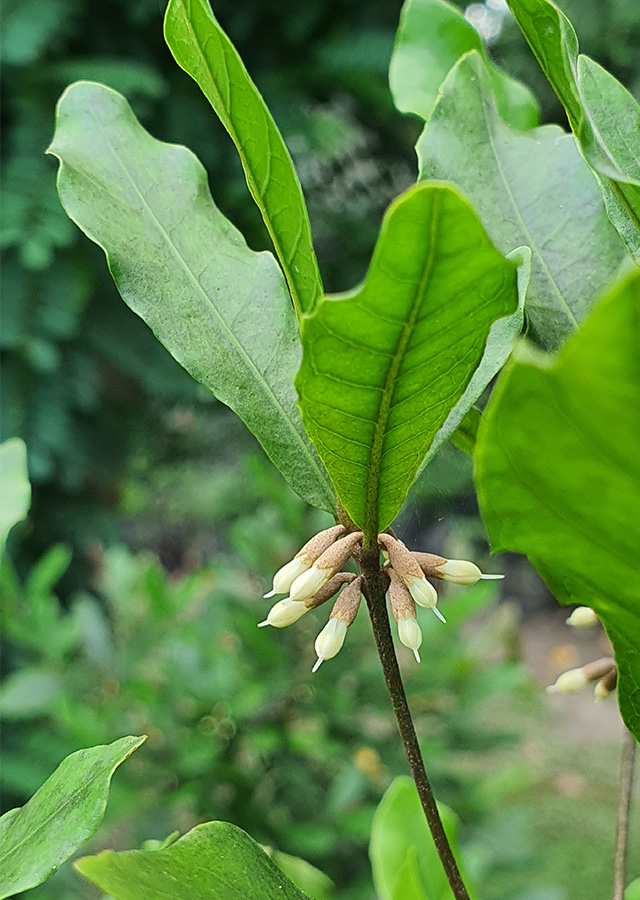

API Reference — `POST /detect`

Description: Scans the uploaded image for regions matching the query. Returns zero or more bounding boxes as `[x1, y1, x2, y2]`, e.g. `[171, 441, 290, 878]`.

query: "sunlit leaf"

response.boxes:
[0, 736, 145, 898]
[506, 0, 640, 260]
[76, 821, 311, 900]
[418, 51, 626, 349]
[164, 0, 323, 318]
[370, 776, 476, 900]
[0, 438, 31, 547]
[297, 182, 518, 538]
[475, 269, 640, 740]
[48, 81, 335, 513]
[390, 0, 539, 130]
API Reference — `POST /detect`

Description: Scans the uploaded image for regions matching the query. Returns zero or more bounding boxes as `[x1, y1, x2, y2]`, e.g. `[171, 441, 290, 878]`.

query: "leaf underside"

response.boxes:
[475, 270, 640, 740]
[48, 81, 335, 513]
[297, 182, 518, 538]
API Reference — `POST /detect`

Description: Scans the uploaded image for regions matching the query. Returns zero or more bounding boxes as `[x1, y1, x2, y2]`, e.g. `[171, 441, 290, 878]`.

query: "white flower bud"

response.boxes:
[258, 597, 308, 628]
[435, 559, 504, 585]
[289, 564, 331, 601]
[397, 616, 423, 663]
[546, 668, 589, 694]
[594, 680, 613, 702]
[405, 574, 446, 622]
[263, 557, 311, 598]
[566, 606, 599, 628]
[312, 618, 347, 672]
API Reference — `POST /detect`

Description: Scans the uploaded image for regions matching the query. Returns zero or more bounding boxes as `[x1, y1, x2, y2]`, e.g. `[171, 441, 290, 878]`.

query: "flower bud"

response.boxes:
[566, 606, 599, 628]
[546, 667, 589, 694]
[594, 666, 617, 701]
[413, 553, 504, 585]
[312, 577, 362, 672]
[264, 525, 345, 597]
[258, 597, 308, 628]
[290, 531, 362, 601]
[378, 534, 445, 622]
[397, 617, 423, 663]
[305, 572, 356, 609]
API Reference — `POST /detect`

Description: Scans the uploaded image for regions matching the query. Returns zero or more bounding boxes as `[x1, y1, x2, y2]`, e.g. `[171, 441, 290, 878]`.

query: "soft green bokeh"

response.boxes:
[0, 438, 31, 548]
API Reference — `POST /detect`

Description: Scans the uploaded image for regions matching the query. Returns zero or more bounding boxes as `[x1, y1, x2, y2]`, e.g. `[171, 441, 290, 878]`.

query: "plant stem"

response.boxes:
[361, 547, 471, 900]
[613, 726, 636, 900]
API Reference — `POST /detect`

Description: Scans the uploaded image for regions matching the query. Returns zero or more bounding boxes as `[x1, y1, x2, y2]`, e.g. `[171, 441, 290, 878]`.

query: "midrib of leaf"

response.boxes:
[362, 193, 440, 544]
[82, 102, 332, 502]
[1, 742, 140, 868]
[478, 91, 578, 329]
[174, 0, 310, 319]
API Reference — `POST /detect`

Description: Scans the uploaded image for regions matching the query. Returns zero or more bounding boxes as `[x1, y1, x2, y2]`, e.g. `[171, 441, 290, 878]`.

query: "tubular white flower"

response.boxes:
[436, 559, 505, 585]
[546, 667, 589, 694]
[566, 606, 599, 628]
[264, 557, 311, 598]
[289, 565, 331, 601]
[397, 616, 423, 663]
[312, 618, 347, 672]
[404, 574, 445, 621]
[258, 597, 308, 628]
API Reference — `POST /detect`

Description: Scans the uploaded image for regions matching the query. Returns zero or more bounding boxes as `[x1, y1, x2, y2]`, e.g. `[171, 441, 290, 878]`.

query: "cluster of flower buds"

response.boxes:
[260, 524, 504, 672]
[547, 656, 617, 701]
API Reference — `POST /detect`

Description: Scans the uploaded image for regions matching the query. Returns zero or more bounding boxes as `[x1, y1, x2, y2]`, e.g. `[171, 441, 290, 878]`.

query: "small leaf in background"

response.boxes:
[48, 81, 335, 514]
[370, 776, 476, 900]
[164, 0, 323, 318]
[268, 849, 335, 900]
[474, 269, 640, 740]
[418, 51, 626, 350]
[390, 0, 538, 130]
[0, 438, 31, 547]
[505, 0, 640, 260]
[297, 182, 517, 538]
[0, 735, 145, 898]
[75, 821, 311, 900]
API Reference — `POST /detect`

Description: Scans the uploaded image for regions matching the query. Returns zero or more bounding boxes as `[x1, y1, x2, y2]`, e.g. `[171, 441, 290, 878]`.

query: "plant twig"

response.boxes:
[360, 547, 471, 900]
[613, 726, 637, 900]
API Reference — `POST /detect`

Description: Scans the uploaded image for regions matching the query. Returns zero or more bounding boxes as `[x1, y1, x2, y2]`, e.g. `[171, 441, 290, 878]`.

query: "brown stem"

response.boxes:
[360, 547, 470, 900]
[613, 726, 637, 900]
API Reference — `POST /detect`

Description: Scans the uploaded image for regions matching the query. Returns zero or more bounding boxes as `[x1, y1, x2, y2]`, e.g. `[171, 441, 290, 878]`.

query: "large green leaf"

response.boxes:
[370, 776, 475, 900]
[418, 51, 626, 350]
[0, 735, 145, 898]
[390, 0, 538, 131]
[75, 821, 311, 900]
[296, 182, 518, 539]
[0, 438, 31, 547]
[506, 0, 640, 260]
[475, 269, 640, 740]
[48, 81, 335, 513]
[164, 0, 322, 318]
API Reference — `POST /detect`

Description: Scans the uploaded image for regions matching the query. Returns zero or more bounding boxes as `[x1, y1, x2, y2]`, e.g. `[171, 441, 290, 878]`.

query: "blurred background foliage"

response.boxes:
[1, 0, 639, 898]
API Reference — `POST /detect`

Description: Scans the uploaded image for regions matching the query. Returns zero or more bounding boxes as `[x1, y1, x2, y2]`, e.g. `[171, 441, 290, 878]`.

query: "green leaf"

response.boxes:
[370, 776, 475, 900]
[474, 269, 640, 740]
[415, 246, 530, 473]
[48, 81, 335, 514]
[0, 735, 145, 898]
[390, 0, 539, 130]
[506, 0, 640, 260]
[0, 438, 31, 547]
[296, 182, 518, 538]
[164, 0, 323, 318]
[418, 51, 626, 350]
[626, 878, 640, 900]
[75, 821, 311, 900]
[268, 850, 335, 900]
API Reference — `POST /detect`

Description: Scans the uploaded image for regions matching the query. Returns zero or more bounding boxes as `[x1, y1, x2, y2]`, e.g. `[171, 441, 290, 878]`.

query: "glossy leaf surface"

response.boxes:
[370, 776, 475, 900]
[390, 0, 538, 130]
[76, 821, 311, 900]
[48, 81, 335, 513]
[418, 52, 625, 349]
[475, 270, 640, 740]
[164, 0, 323, 317]
[297, 182, 518, 538]
[506, 0, 640, 259]
[0, 736, 145, 898]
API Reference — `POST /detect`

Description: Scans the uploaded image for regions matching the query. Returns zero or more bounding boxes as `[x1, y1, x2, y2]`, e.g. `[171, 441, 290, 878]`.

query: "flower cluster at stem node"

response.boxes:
[259, 525, 505, 671]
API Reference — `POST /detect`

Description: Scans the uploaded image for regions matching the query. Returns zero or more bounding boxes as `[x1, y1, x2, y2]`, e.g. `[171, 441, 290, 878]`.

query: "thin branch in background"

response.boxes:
[360, 547, 471, 900]
[613, 727, 637, 900]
